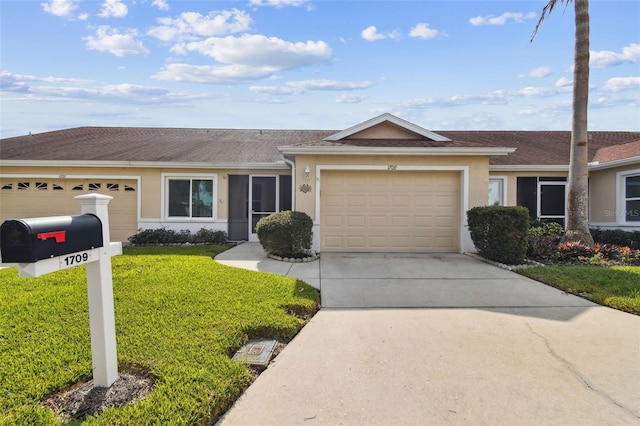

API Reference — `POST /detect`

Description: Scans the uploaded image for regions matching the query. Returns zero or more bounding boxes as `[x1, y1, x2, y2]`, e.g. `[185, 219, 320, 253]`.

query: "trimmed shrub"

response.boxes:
[467, 206, 530, 265]
[128, 228, 227, 245]
[128, 228, 190, 245]
[590, 228, 640, 249]
[256, 210, 313, 257]
[192, 228, 228, 244]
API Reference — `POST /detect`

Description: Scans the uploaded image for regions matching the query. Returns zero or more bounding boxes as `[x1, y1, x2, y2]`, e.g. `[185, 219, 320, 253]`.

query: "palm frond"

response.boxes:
[530, 0, 573, 42]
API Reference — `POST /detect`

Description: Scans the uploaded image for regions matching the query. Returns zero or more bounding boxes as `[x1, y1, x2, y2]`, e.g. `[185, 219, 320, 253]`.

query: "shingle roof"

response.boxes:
[435, 131, 640, 166]
[1, 126, 639, 167]
[0, 127, 335, 164]
[592, 139, 640, 164]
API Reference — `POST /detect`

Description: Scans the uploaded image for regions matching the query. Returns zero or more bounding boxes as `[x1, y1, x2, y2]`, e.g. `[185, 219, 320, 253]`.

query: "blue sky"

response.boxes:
[1, 0, 639, 138]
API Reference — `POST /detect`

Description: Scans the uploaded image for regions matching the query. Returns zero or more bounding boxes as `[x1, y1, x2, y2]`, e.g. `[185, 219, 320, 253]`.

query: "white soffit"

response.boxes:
[324, 113, 452, 142]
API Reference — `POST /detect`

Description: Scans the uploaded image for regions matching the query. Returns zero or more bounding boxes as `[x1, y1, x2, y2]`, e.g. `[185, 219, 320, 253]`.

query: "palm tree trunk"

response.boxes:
[561, 0, 594, 245]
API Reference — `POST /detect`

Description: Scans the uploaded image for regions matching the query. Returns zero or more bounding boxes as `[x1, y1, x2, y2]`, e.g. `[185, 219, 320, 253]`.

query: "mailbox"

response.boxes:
[0, 214, 103, 263]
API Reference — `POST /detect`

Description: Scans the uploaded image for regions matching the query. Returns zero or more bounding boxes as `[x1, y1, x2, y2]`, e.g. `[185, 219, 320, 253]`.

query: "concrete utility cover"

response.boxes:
[232, 339, 277, 367]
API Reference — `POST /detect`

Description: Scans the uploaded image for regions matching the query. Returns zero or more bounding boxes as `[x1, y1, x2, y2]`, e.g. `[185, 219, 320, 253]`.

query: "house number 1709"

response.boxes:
[62, 252, 90, 266]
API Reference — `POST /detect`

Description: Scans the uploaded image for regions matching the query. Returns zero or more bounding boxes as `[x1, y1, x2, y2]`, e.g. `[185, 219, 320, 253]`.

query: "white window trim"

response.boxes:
[616, 168, 640, 225]
[488, 176, 507, 206]
[161, 172, 217, 221]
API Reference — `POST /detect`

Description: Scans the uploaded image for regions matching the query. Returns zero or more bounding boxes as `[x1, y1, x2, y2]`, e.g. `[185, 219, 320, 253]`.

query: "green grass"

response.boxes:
[519, 265, 640, 314]
[0, 245, 319, 424]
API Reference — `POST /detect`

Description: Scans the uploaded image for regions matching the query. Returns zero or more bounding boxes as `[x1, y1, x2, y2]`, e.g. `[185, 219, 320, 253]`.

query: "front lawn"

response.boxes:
[518, 265, 640, 315]
[0, 245, 319, 424]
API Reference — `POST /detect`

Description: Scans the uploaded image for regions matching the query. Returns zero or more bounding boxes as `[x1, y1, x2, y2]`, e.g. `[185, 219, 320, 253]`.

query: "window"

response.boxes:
[516, 176, 567, 226]
[488, 178, 505, 206]
[167, 177, 215, 218]
[625, 175, 640, 222]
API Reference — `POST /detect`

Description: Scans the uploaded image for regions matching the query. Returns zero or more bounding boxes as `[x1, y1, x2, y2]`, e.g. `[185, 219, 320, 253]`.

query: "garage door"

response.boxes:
[0, 178, 137, 243]
[320, 170, 460, 252]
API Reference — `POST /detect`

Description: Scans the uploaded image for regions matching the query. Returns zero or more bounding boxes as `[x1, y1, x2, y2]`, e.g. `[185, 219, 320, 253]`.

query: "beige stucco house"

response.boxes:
[1, 113, 639, 253]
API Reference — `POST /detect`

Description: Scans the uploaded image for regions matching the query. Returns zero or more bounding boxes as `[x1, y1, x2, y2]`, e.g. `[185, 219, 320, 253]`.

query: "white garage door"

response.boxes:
[320, 170, 460, 252]
[0, 178, 138, 243]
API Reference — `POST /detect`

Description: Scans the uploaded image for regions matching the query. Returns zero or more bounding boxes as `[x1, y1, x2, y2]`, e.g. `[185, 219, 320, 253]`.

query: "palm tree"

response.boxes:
[532, 0, 594, 245]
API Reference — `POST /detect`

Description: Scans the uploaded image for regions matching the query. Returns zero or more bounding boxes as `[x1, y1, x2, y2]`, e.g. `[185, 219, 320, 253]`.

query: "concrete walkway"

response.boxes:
[215, 243, 640, 425]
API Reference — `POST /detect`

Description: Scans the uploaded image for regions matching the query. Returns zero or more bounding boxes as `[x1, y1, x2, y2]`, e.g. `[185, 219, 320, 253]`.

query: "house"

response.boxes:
[1, 113, 639, 253]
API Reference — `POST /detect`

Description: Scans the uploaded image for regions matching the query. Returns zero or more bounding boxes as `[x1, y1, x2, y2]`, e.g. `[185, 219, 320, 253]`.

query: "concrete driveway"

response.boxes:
[215, 244, 640, 425]
[215, 244, 594, 310]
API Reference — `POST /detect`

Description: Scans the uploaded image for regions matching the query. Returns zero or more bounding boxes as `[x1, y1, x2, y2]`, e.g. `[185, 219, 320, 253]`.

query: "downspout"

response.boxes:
[282, 156, 296, 210]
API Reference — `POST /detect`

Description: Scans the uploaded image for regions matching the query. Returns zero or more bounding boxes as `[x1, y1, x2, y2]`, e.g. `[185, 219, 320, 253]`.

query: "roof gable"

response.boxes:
[324, 113, 451, 142]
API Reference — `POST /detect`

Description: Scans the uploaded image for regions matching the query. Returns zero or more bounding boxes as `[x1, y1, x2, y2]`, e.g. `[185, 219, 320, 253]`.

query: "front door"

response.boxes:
[249, 176, 277, 241]
[538, 181, 567, 227]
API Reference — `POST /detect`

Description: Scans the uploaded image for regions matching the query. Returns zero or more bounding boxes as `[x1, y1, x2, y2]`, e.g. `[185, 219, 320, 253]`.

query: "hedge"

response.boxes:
[256, 211, 313, 258]
[467, 206, 530, 265]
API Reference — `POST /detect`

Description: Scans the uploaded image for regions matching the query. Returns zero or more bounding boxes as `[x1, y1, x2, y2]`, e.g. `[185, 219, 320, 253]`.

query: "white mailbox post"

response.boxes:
[76, 194, 121, 388]
[1, 194, 122, 388]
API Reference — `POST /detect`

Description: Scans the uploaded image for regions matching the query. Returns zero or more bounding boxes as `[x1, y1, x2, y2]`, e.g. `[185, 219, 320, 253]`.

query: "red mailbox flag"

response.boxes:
[37, 231, 66, 243]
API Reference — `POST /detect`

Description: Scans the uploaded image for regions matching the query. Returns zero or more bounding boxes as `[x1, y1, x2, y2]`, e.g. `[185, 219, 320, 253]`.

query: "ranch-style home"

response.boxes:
[1, 113, 639, 253]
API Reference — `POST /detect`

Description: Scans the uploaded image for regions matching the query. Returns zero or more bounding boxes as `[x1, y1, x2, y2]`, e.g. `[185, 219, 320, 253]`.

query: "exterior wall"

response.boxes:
[294, 154, 491, 252]
[0, 165, 293, 240]
[492, 167, 640, 231]
[590, 164, 640, 230]
[491, 171, 568, 206]
[590, 167, 618, 224]
[348, 123, 422, 139]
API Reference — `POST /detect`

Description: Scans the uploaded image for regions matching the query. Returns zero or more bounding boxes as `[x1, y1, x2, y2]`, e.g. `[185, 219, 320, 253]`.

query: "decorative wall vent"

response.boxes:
[299, 184, 312, 194]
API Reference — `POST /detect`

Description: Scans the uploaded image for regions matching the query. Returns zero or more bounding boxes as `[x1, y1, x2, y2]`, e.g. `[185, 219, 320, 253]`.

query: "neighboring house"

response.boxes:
[1, 113, 639, 253]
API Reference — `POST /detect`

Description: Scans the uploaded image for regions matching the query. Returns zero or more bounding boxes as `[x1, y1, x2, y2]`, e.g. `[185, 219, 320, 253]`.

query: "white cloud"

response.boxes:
[409, 23, 440, 40]
[400, 82, 572, 111]
[521, 66, 552, 78]
[591, 43, 640, 68]
[361, 26, 400, 42]
[336, 94, 366, 103]
[555, 77, 572, 88]
[148, 9, 252, 42]
[41, 0, 77, 17]
[603, 76, 640, 92]
[153, 63, 276, 84]
[85, 26, 150, 57]
[0, 71, 198, 105]
[249, 0, 308, 7]
[469, 12, 536, 26]
[517, 86, 558, 97]
[152, 0, 169, 11]
[250, 79, 373, 95]
[175, 34, 331, 70]
[98, 0, 128, 18]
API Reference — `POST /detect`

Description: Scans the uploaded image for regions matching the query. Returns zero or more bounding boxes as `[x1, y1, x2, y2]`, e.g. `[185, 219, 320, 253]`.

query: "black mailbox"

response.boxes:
[0, 214, 103, 263]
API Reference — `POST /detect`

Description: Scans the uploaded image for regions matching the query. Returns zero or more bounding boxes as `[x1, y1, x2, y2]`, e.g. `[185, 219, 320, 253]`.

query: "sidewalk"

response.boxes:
[215, 242, 320, 289]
